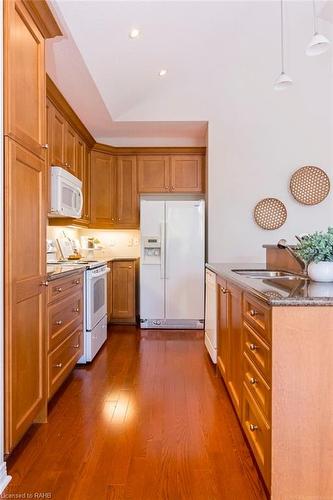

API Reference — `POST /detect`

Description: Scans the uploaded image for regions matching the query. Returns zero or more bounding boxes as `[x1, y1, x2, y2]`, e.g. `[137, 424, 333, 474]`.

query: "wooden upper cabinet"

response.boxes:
[4, 0, 46, 158]
[49, 102, 65, 166]
[90, 151, 116, 227]
[64, 122, 77, 176]
[138, 156, 170, 193]
[77, 137, 90, 224]
[5, 138, 47, 453]
[170, 155, 204, 192]
[117, 156, 138, 227]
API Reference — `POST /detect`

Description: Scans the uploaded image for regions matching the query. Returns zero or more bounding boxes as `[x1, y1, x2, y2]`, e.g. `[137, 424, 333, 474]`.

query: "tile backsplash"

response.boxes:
[47, 225, 140, 259]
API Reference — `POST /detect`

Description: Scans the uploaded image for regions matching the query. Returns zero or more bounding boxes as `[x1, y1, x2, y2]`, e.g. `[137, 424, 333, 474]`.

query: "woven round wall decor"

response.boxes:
[254, 198, 287, 230]
[290, 166, 330, 205]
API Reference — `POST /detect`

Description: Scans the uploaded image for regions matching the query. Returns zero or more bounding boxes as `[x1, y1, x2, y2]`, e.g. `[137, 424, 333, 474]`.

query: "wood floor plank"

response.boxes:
[5, 326, 267, 500]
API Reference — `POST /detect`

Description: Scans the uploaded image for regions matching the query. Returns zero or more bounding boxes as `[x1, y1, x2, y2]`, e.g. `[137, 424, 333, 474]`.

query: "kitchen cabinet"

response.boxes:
[77, 137, 90, 225]
[110, 260, 137, 324]
[90, 152, 138, 229]
[170, 155, 204, 192]
[90, 150, 117, 227]
[47, 271, 84, 399]
[4, 138, 47, 454]
[64, 122, 77, 176]
[217, 278, 229, 381]
[138, 154, 204, 193]
[138, 156, 170, 193]
[226, 283, 243, 417]
[4, 0, 61, 454]
[49, 102, 66, 167]
[4, 0, 46, 159]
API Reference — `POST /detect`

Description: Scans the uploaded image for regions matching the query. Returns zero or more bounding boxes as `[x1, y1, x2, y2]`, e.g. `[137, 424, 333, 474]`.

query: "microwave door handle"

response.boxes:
[73, 187, 83, 217]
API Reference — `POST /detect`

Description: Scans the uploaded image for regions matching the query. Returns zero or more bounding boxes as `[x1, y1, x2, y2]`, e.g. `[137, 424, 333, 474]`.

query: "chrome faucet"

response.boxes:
[277, 239, 307, 273]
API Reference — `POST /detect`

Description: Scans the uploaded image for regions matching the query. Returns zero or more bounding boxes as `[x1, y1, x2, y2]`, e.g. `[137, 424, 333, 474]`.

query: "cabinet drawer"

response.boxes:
[48, 290, 83, 350]
[48, 326, 83, 399]
[243, 322, 271, 383]
[243, 352, 271, 422]
[242, 384, 271, 488]
[48, 272, 83, 303]
[243, 293, 271, 343]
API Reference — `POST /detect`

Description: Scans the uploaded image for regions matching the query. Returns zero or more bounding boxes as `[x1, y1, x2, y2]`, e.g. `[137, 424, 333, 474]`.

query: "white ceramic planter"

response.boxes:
[308, 261, 333, 282]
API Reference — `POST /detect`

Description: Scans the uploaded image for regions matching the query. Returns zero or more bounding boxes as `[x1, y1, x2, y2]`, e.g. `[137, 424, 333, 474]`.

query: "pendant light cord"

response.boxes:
[312, 0, 318, 34]
[280, 0, 285, 73]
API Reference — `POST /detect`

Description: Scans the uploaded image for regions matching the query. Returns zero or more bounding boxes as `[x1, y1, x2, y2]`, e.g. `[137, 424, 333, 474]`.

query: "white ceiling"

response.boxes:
[47, 0, 332, 146]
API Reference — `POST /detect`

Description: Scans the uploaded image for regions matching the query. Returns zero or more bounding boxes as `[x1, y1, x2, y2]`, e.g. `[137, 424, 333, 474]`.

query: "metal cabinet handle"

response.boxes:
[250, 309, 258, 317]
[73, 307, 80, 313]
[54, 363, 63, 368]
[56, 320, 63, 326]
[249, 377, 258, 385]
[249, 424, 259, 432]
[56, 287, 62, 293]
[73, 280, 80, 285]
[41, 281, 49, 287]
[249, 343, 258, 351]
[42, 144, 49, 149]
[73, 344, 80, 349]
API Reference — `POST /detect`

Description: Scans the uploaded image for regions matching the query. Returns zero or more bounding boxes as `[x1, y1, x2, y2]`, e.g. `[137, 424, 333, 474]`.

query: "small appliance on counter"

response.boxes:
[49, 166, 83, 218]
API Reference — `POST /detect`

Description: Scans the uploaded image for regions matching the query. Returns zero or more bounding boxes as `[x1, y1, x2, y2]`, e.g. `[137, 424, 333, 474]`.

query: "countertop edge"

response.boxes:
[206, 263, 333, 307]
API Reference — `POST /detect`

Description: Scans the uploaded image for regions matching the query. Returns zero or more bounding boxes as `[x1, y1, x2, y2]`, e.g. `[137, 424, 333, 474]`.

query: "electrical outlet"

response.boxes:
[133, 238, 139, 246]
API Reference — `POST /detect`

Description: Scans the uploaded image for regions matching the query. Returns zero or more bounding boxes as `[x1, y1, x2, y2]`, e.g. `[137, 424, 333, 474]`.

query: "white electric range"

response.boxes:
[55, 259, 109, 363]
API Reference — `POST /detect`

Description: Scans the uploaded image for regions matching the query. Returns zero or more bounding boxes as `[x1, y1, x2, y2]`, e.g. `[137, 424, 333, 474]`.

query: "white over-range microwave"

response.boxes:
[49, 166, 83, 218]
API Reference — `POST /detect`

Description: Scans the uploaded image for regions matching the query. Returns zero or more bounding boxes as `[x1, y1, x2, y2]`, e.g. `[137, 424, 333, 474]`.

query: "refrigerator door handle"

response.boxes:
[160, 222, 165, 279]
[164, 221, 168, 279]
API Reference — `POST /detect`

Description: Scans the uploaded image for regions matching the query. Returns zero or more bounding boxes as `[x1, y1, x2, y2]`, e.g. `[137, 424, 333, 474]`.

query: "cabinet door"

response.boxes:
[217, 279, 229, 382]
[4, 0, 46, 159]
[90, 151, 116, 227]
[112, 261, 135, 321]
[227, 283, 243, 417]
[64, 122, 77, 176]
[170, 155, 204, 193]
[116, 156, 139, 227]
[50, 104, 66, 167]
[107, 262, 113, 322]
[5, 139, 46, 453]
[138, 156, 170, 193]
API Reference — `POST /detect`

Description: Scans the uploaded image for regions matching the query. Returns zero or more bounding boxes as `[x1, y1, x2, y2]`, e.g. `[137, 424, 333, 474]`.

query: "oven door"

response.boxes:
[86, 268, 109, 330]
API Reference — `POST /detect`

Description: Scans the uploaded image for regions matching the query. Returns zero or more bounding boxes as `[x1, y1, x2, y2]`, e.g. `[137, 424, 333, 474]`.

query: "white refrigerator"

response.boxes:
[140, 198, 205, 329]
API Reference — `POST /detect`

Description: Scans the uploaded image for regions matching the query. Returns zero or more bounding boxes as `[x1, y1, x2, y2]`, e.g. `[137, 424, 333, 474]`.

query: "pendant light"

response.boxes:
[306, 0, 330, 56]
[274, 0, 293, 91]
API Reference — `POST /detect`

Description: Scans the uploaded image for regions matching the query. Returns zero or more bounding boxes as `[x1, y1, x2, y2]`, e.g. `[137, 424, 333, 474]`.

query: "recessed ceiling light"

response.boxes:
[159, 69, 168, 77]
[129, 28, 140, 39]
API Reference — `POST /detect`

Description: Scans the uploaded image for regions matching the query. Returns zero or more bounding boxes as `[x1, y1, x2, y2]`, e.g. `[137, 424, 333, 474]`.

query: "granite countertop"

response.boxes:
[206, 263, 333, 306]
[47, 263, 86, 281]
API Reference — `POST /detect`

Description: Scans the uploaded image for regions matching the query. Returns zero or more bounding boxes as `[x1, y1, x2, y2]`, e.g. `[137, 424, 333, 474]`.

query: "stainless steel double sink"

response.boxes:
[232, 269, 308, 280]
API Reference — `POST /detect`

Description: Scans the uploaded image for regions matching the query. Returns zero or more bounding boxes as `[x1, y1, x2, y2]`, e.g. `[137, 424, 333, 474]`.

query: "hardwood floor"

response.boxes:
[5, 326, 267, 500]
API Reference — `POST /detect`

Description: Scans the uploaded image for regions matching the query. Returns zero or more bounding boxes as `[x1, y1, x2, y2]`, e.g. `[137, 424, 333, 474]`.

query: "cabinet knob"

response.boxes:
[73, 344, 80, 349]
[54, 363, 63, 368]
[221, 287, 229, 294]
[118, 218, 120, 221]
[73, 280, 80, 285]
[249, 377, 258, 385]
[249, 343, 258, 351]
[42, 144, 49, 149]
[40, 281, 49, 287]
[249, 424, 259, 432]
[56, 287, 62, 293]
[56, 320, 63, 326]
[64, 162, 68, 167]
[128, 266, 132, 269]
[73, 307, 80, 313]
[250, 309, 258, 317]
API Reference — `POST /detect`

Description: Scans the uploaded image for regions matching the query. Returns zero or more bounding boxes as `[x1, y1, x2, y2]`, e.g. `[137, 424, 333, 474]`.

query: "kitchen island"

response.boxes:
[207, 263, 333, 499]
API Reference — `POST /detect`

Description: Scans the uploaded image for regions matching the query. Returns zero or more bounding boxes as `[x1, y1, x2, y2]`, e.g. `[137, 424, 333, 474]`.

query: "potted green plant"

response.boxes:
[295, 227, 333, 282]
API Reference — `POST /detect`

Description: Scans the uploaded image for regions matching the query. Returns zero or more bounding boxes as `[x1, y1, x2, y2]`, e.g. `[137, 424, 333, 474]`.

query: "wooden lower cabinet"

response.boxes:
[216, 275, 272, 491]
[47, 271, 84, 400]
[108, 260, 138, 324]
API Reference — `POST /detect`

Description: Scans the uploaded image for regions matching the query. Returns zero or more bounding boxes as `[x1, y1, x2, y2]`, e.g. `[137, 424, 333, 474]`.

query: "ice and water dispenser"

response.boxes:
[143, 237, 161, 265]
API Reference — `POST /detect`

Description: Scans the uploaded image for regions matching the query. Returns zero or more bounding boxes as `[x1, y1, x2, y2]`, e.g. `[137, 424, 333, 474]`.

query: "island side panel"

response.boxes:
[271, 306, 333, 499]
